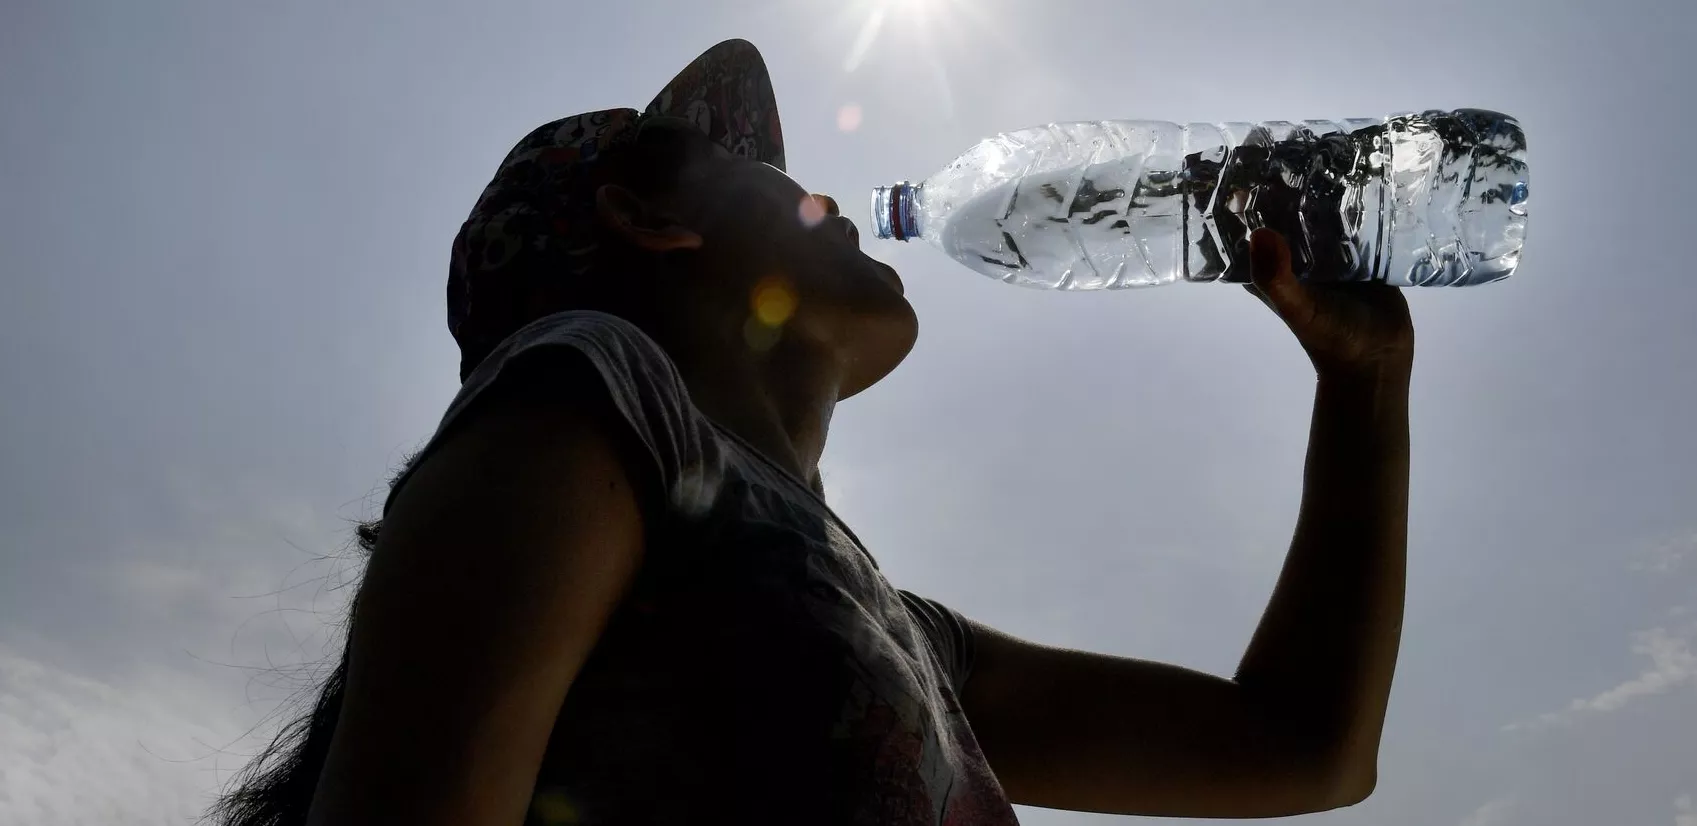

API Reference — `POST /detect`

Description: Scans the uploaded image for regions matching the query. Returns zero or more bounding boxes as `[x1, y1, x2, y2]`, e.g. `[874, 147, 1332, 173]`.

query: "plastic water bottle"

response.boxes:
[871, 110, 1527, 289]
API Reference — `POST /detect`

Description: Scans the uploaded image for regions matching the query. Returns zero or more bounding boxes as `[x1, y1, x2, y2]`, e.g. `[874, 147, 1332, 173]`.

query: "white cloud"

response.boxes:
[1507, 624, 1697, 731]
[1564, 627, 1696, 714]
[1459, 794, 1517, 826]
[1501, 529, 1697, 734]
[0, 475, 355, 825]
[1676, 793, 1697, 826]
[0, 646, 261, 825]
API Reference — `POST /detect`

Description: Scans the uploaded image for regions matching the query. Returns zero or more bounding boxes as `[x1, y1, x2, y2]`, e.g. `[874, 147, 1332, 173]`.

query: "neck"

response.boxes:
[658, 320, 842, 487]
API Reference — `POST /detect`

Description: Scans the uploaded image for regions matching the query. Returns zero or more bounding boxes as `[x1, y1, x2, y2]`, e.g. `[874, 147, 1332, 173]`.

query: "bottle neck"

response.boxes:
[871, 182, 924, 241]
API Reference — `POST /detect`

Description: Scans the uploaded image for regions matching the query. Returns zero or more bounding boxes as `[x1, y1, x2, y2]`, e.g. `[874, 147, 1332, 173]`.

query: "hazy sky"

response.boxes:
[4, 0, 1695, 824]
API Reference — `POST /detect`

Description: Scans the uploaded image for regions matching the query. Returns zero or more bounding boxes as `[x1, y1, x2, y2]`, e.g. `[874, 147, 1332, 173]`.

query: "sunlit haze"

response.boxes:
[3, 1, 1695, 824]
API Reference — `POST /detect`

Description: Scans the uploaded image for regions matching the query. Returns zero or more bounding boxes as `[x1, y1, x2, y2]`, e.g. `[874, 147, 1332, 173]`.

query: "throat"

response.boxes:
[681, 358, 838, 486]
[652, 305, 845, 487]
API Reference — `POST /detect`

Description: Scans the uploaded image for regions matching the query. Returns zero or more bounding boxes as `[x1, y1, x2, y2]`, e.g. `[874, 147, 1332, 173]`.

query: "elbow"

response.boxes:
[1228, 758, 1377, 819]
[1273, 733, 1380, 814]
[1324, 768, 1378, 810]
[1264, 709, 1383, 812]
[1304, 755, 1378, 813]
[1269, 766, 1376, 818]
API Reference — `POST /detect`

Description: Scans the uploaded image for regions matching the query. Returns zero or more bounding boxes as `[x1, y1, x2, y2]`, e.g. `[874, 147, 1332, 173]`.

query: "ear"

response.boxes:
[594, 184, 704, 253]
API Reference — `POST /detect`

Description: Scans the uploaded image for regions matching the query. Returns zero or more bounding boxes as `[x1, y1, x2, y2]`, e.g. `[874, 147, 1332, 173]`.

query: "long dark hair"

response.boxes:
[205, 121, 700, 826]
[203, 512, 385, 826]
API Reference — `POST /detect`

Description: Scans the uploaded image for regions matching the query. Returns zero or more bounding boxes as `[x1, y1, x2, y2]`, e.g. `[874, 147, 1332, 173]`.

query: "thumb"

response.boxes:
[1247, 228, 1311, 323]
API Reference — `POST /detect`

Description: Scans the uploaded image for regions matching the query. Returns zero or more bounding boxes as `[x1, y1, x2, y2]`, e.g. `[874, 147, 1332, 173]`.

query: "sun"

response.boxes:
[833, 0, 1012, 122]
[838, 0, 986, 73]
[887, 0, 942, 21]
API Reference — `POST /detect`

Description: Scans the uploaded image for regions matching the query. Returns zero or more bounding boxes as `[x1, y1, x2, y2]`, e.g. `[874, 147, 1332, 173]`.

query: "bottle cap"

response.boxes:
[870, 182, 921, 241]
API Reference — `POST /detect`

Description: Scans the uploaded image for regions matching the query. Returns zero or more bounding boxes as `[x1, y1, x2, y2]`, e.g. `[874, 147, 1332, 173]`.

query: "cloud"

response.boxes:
[0, 645, 259, 825]
[0, 474, 356, 824]
[1506, 624, 1697, 731]
[94, 473, 361, 670]
[1633, 532, 1696, 574]
[1678, 794, 1697, 826]
[1502, 531, 1697, 734]
[1459, 794, 1517, 826]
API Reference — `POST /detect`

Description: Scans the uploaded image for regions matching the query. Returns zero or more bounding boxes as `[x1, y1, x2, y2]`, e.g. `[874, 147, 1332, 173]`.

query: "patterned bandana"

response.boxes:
[447, 38, 786, 381]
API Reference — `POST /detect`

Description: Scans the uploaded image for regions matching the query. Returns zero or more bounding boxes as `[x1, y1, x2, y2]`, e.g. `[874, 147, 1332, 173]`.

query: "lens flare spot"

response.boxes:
[751, 276, 797, 327]
[743, 315, 783, 352]
[837, 103, 863, 132]
[798, 195, 828, 228]
[531, 789, 581, 824]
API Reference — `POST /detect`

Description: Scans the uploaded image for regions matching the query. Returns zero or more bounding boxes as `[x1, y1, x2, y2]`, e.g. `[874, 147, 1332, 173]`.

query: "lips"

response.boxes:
[831, 215, 862, 249]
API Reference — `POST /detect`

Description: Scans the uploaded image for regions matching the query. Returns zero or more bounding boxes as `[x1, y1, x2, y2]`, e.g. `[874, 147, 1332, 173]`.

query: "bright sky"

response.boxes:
[4, 1, 1695, 824]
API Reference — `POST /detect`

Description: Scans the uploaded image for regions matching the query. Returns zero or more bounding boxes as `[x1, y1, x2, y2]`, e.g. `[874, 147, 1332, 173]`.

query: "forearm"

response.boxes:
[1234, 366, 1411, 783]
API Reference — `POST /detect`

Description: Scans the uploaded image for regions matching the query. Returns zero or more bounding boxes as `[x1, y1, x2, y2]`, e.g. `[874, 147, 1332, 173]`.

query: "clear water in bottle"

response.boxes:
[871, 110, 1528, 289]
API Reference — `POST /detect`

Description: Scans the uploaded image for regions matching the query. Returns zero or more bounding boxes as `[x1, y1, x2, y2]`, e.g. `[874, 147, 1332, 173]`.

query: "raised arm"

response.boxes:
[960, 228, 1413, 817]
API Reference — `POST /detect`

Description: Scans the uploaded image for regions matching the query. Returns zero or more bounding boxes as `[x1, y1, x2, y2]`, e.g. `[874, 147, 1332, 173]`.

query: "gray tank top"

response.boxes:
[384, 311, 1019, 825]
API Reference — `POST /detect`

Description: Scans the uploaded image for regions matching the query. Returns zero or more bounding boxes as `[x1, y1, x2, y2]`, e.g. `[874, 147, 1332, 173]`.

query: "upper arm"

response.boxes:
[961, 619, 1363, 818]
[306, 385, 647, 826]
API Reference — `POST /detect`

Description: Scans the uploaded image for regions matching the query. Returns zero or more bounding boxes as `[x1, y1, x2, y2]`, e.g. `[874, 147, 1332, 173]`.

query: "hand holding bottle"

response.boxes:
[1245, 228, 1414, 383]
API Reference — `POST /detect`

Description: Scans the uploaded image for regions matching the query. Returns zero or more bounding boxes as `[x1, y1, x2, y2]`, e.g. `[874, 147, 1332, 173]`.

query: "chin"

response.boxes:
[838, 293, 919, 400]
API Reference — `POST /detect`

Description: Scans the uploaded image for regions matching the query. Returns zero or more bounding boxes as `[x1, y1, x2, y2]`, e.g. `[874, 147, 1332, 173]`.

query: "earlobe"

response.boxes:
[594, 184, 704, 253]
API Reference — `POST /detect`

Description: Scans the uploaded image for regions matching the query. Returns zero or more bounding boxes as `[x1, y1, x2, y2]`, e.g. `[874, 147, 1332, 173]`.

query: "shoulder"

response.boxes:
[389, 310, 727, 521]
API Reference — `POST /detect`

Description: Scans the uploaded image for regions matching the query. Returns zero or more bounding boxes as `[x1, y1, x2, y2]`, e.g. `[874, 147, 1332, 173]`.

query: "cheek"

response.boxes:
[695, 188, 793, 243]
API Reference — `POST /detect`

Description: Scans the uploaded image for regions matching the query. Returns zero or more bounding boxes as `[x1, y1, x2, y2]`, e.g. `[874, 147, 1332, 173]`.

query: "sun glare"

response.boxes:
[840, 0, 962, 71]
[834, 0, 1013, 119]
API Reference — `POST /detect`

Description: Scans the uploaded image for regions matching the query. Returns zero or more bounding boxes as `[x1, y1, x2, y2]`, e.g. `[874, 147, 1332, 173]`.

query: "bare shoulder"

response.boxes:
[308, 386, 648, 826]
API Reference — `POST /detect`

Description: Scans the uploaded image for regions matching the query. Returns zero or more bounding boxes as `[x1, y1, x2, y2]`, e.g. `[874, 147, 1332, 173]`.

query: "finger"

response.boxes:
[1247, 228, 1312, 324]
[1241, 283, 1277, 314]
